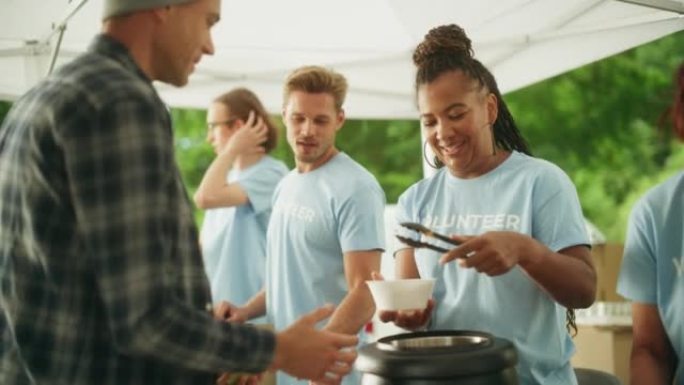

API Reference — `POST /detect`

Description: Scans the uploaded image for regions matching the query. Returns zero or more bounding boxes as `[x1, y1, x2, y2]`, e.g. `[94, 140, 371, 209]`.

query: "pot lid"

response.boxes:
[356, 330, 518, 379]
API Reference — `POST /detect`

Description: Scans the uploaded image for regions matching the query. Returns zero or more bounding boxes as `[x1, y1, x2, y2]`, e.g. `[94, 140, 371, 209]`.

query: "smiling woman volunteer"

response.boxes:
[379, 24, 597, 385]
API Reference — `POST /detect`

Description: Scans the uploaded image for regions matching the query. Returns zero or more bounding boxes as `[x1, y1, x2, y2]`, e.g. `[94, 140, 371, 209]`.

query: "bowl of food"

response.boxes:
[367, 279, 435, 311]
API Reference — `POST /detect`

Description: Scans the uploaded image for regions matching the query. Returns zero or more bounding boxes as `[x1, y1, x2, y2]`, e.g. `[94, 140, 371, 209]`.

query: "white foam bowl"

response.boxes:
[367, 279, 435, 311]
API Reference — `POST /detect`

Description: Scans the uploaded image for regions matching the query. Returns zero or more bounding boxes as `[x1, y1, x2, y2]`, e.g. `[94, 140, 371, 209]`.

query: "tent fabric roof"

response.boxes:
[1, 0, 683, 118]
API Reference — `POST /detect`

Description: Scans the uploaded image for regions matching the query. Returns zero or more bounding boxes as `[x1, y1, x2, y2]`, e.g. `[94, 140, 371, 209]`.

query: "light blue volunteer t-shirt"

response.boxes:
[617, 171, 684, 385]
[200, 155, 288, 320]
[266, 152, 385, 385]
[396, 151, 589, 385]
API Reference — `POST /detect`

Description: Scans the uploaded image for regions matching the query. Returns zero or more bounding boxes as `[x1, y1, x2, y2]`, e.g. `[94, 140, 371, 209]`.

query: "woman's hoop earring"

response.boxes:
[422, 140, 439, 169]
[490, 123, 497, 156]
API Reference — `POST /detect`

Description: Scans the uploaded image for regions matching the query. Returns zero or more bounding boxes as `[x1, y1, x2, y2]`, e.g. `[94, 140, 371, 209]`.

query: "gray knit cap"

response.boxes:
[103, 0, 195, 19]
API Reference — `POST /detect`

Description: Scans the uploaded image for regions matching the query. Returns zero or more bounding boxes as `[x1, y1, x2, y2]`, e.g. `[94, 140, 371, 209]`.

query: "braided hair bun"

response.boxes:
[413, 24, 474, 68]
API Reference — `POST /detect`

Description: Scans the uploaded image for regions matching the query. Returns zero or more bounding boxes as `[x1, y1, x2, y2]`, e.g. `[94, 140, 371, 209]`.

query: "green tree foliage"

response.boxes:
[506, 31, 684, 240]
[0, 101, 11, 125]
[335, 119, 422, 202]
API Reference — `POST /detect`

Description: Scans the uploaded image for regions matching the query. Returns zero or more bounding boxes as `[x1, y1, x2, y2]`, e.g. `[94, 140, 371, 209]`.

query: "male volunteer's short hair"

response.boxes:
[283, 66, 348, 111]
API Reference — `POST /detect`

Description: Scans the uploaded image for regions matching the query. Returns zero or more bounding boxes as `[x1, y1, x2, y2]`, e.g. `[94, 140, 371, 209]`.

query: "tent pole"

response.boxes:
[45, 0, 90, 75]
[47, 25, 66, 75]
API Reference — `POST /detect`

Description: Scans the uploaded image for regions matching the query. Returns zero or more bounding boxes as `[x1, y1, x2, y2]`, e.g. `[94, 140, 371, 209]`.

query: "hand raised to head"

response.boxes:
[223, 110, 268, 156]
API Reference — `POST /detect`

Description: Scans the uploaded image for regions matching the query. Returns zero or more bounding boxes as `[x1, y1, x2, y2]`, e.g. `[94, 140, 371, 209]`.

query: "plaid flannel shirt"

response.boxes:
[0, 34, 275, 385]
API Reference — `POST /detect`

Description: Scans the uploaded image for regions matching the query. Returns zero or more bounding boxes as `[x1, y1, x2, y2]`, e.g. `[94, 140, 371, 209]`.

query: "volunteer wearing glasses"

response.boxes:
[207, 118, 238, 131]
[194, 88, 288, 320]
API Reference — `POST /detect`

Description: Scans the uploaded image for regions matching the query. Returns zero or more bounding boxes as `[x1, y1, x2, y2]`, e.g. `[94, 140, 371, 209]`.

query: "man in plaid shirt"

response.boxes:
[0, 0, 357, 384]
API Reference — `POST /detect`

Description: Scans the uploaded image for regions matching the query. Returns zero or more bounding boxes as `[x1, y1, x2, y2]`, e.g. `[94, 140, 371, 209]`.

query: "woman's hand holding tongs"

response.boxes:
[396, 222, 529, 276]
[439, 231, 534, 276]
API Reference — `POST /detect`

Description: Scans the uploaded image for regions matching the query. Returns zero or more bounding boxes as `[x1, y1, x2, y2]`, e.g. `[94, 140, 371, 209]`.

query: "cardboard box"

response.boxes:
[572, 325, 632, 384]
[592, 243, 626, 302]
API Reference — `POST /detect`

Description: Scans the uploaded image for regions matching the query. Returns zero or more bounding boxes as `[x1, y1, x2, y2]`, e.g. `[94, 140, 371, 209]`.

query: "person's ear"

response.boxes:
[230, 121, 243, 131]
[486, 93, 498, 125]
[335, 108, 346, 131]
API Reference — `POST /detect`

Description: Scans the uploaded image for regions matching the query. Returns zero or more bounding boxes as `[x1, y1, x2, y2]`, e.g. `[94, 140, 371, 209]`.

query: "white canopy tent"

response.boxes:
[1, 0, 683, 119]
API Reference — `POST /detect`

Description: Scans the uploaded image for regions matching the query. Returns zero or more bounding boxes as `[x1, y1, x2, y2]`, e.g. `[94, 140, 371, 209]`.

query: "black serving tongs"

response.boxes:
[395, 222, 461, 253]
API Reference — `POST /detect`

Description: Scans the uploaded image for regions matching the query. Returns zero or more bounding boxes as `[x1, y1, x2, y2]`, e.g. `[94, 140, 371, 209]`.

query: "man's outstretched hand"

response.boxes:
[271, 305, 358, 385]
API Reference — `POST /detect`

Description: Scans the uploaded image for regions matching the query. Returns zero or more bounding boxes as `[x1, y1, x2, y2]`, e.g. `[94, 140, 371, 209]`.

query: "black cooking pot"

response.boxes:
[356, 330, 518, 385]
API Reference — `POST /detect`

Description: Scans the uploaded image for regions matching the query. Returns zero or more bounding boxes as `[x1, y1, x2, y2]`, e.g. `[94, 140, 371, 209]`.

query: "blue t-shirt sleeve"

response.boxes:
[337, 181, 386, 252]
[617, 198, 658, 303]
[237, 161, 287, 215]
[395, 191, 413, 224]
[393, 189, 417, 252]
[532, 167, 589, 252]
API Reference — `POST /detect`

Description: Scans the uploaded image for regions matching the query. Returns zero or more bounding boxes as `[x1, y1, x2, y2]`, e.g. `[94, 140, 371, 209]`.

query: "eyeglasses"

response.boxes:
[206, 118, 238, 131]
